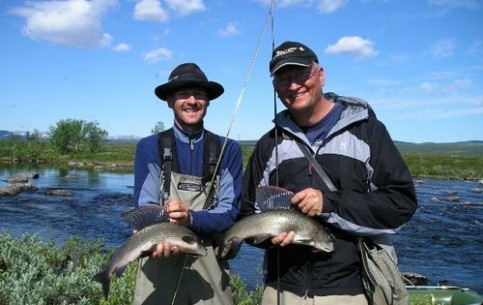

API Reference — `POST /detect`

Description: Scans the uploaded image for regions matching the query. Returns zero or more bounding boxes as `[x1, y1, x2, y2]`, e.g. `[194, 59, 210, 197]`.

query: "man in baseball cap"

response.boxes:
[239, 41, 417, 305]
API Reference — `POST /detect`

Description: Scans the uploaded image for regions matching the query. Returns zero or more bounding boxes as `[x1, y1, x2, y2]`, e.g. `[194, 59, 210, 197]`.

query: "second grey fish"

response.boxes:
[221, 208, 335, 256]
[218, 186, 335, 260]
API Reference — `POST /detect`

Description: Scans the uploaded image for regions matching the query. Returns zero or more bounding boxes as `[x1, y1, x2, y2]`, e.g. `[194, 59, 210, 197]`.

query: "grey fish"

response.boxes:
[219, 186, 335, 259]
[92, 219, 207, 299]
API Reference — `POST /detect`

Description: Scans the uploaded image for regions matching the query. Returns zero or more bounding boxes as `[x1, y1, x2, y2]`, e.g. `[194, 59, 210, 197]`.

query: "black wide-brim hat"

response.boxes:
[155, 63, 224, 101]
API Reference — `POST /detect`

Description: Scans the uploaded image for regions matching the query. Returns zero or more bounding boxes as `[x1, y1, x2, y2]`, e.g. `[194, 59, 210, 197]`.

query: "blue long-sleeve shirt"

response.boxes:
[133, 124, 243, 234]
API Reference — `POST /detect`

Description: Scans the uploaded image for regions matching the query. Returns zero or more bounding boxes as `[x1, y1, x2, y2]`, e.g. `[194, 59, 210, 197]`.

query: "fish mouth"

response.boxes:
[321, 244, 335, 252]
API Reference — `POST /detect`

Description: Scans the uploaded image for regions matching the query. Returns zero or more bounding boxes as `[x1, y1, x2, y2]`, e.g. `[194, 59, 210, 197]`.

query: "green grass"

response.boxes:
[1, 139, 482, 179]
[403, 153, 482, 180]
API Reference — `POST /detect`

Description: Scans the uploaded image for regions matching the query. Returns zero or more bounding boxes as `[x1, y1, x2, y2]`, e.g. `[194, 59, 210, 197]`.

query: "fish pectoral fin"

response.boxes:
[139, 249, 153, 258]
[252, 234, 273, 245]
[181, 235, 198, 245]
[293, 238, 315, 246]
[113, 265, 128, 277]
[217, 237, 243, 261]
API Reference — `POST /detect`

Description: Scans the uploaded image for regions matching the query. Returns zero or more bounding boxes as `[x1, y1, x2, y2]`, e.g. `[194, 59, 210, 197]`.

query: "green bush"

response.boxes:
[0, 231, 136, 305]
[0, 231, 261, 305]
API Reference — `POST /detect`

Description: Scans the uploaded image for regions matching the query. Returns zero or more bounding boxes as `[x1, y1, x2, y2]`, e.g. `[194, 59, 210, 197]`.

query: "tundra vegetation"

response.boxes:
[0, 232, 262, 305]
[0, 132, 482, 304]
[1, 138, 482, 180]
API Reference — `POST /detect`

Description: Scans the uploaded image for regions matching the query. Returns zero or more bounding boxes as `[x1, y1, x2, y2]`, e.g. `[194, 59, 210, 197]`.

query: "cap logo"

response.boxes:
[274, 46, 305, 59]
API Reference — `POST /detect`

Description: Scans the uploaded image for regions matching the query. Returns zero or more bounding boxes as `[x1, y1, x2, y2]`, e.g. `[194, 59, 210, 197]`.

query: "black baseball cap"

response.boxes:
[269, 41, 319, 75]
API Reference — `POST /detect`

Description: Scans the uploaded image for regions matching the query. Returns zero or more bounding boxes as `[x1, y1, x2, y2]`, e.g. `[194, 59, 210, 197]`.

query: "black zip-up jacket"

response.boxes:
[239, 93, 418, 297]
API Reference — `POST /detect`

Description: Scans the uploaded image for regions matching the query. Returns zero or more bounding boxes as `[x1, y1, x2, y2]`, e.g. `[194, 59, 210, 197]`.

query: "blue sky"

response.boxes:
[1, 0, 482, 143]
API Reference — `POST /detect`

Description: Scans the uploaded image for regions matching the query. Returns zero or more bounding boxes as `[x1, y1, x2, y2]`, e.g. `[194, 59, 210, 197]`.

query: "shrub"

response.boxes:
[0, 231, 260, 305]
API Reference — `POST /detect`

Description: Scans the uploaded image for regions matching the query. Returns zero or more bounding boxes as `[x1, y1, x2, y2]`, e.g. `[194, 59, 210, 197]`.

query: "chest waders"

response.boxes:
[132, 129, 233, 305]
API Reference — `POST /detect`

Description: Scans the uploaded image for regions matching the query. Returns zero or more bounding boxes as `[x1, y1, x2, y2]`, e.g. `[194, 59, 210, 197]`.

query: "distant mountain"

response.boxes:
[394, 140, 483, 155]
[107, 135, 141, 143]
[0, 130, 12, 139]
[240, 139, 483, 155]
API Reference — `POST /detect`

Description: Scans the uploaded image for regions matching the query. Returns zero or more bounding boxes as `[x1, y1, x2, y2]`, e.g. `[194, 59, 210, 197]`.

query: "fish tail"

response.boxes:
[92, 269, 111, 300]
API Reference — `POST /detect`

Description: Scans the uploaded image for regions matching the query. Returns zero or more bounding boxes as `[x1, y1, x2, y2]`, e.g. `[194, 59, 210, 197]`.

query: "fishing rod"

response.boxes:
[203, 1, 275, 210]
[170, 2, 277, 304]
[267, 2, 283, 305]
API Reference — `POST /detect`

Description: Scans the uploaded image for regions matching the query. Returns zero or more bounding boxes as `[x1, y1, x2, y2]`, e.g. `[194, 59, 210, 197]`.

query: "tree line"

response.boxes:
[27, 119, 166, 155]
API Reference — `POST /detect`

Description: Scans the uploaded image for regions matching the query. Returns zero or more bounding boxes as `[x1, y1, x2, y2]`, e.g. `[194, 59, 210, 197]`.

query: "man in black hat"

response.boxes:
[238, 41, 417, 304]
[132, 63, 243, 305]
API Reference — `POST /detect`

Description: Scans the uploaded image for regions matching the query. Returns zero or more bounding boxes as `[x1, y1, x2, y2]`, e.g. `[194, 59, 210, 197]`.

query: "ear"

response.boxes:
[318, 68, 325, 87]
[167, 97, 175, 109]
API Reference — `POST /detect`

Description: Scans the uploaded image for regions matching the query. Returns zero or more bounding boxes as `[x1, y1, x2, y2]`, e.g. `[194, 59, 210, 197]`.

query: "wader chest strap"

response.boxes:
[158, 128, 221, 203]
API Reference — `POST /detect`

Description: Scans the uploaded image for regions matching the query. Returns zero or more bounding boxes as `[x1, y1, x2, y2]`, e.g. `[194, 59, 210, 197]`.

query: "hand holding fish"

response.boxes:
[166, 199, 192, 226]
[292, 188, 323, 217]
[150, 241, 181, 258]
[270, 231, 295, 247]
[217, 186, 335, 261]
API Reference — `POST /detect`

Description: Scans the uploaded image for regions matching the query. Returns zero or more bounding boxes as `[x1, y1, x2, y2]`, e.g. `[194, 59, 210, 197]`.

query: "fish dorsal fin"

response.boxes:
[122, 205, 169, 231]
[256, 186, 294, 211]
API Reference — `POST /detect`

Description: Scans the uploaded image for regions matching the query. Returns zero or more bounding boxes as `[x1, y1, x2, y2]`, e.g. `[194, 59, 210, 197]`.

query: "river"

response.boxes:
[0, 165, 481, 293]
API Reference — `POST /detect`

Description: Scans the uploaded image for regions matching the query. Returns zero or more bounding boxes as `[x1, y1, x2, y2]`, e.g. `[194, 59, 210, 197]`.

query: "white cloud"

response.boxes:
[371, 94, 483, 121]
[112, 43, 131, 52]
[252, 0, 348, 12]
[418, 82, 435, 93]
[133, 0, 206, 22]
[389, 53, 411, 64]
[10, 0, 117, 48]
[277, 0, 307, 7]
[427, 38, 456, 58]
[143, 47, 173, 63]
[325, 36, 378, 59]
[218, 23, 240, 37]
[440, 78, 473, 93]
[466, 40, 483, 57]
[134, 0, 169, 22]
[426, 0, 481, 10]
[165, 0, 206, 16]
[318, 0, 349, 13]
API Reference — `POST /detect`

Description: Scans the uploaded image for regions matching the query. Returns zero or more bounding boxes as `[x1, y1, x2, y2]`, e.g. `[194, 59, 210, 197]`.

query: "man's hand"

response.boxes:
[270, 231, 295, 247]
[291, 188, 323, 216]
[150, 241, 180, 258]
[166, 200, 191, 226]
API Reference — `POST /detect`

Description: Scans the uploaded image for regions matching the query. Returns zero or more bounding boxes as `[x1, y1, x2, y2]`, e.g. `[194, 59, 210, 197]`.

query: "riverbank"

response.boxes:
[1, 140, 482, 180]
[1, 175, 482, 304]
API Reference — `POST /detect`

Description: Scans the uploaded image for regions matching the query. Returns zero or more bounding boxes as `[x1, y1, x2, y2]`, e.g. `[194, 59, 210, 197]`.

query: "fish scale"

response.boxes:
[93, 221, 206, 299]
[221, 208, 335, 259]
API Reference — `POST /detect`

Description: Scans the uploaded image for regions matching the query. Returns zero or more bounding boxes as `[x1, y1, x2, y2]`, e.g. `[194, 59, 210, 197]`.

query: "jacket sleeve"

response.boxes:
[238, 131, 276, 220]
[190, 138, 243, 234]
[322, 117, 418, 236]
[133, 135, 161, 207]
[238, 136, 278, 249]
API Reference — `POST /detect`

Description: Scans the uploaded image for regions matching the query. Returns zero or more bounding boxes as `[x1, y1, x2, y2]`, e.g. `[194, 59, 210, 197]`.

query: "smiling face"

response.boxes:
[167, 87, 210, 133]
[273, 63, 327, 126]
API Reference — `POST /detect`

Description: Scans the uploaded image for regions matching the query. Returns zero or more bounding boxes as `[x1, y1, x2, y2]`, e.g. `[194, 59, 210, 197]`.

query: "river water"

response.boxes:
[0, 165, 481, 293]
